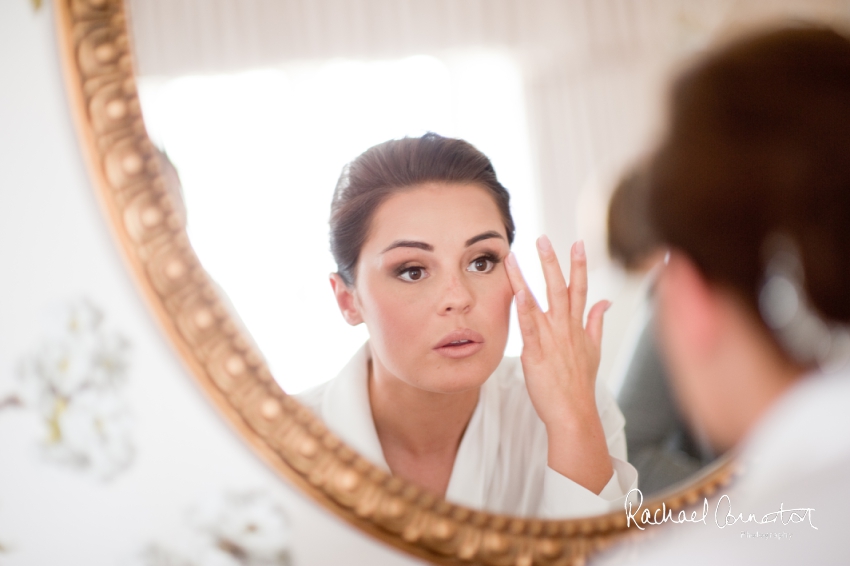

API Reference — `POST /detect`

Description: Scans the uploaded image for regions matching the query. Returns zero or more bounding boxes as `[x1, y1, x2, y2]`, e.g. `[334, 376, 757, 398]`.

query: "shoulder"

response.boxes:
[738, 367, 850, 492]
[295, 379, 331, 416]
[294, 341, 371, 418]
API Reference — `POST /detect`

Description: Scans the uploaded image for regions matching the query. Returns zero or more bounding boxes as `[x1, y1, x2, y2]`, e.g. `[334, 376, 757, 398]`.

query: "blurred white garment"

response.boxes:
[593, 366, 850, 565]
[298, 343, 637, 518]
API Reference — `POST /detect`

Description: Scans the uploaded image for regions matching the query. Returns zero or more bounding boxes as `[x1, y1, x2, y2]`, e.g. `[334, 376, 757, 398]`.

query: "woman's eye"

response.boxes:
[399, 267, 427, 282]
[467, 257, 496, 273]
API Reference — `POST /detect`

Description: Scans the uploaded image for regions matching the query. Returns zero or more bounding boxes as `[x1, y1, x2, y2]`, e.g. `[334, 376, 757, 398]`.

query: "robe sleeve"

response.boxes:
[538, 381, 639, 519]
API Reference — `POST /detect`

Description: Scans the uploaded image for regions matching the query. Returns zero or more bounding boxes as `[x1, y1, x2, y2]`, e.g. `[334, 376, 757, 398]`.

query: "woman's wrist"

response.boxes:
[543, 406, 605, 444]
[537, 390, 599, 432]
[544, 411, 614, 495]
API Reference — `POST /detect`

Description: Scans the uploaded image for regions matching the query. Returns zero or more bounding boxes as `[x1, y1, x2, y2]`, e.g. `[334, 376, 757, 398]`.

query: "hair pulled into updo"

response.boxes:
[329, 133, 516, 286]
[647, 25, 850, 333]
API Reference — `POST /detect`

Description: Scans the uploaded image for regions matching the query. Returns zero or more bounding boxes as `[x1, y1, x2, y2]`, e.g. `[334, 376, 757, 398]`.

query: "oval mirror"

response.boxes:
[62, 0, 848, 562]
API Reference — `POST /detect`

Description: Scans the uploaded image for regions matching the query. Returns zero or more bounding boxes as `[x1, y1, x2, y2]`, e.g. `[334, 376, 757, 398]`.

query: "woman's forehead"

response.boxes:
[365, 183, 508, 250]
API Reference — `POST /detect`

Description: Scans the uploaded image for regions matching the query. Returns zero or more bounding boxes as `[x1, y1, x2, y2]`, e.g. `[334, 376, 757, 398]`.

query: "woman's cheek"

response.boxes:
[369, 288, 429, 346]
[478, 275, 513, 332]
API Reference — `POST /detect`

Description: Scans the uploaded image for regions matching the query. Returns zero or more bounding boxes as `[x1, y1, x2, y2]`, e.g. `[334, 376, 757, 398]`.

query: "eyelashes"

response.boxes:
[474, 252, 502, 265]
[467, 252, 501, 274]
[393, 252, 503, 282]
[396, 264, 426, 282]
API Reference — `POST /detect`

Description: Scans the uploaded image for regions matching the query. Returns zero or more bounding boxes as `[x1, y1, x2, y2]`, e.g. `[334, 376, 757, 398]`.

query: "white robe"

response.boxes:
[298, 343, 638, 518]
[593, 366, 850, 565]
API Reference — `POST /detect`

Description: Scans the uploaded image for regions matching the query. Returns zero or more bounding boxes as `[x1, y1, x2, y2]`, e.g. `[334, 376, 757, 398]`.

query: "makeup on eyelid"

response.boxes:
[391, 251, 503, 282]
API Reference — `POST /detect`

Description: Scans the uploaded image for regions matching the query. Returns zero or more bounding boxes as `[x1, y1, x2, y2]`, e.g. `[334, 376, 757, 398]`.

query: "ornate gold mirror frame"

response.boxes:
[55, 0, 735, 563]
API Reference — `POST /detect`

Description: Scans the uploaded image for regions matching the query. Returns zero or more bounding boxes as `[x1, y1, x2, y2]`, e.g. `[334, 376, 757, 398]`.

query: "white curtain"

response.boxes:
[127, 0, 850, 258]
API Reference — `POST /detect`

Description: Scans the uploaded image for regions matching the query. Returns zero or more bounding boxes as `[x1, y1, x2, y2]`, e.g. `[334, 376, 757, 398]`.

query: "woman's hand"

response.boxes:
[504, 236, 614, 494]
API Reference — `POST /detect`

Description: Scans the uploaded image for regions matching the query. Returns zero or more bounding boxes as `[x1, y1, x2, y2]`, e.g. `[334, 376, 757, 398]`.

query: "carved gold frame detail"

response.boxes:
[55, 0, 735, 563]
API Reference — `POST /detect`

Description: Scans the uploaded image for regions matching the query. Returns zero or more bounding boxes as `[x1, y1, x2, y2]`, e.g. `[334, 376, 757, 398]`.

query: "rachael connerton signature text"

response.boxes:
[624, 489, 817, 531]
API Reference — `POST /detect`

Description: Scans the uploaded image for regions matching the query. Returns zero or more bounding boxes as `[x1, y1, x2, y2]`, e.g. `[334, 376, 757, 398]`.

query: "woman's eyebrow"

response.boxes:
[381, 240, 434, 254]
[380, 231, 503, 254]
[465, 231, 505, 247]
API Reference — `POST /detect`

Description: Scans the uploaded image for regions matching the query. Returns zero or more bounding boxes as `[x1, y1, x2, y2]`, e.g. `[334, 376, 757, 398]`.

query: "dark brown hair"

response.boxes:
[329, 133, 516, 285]
[647, 25, 850, 327]
[607, 164, 660, 271]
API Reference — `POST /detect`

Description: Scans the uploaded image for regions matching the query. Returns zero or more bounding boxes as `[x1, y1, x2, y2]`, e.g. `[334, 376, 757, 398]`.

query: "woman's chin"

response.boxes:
[414, 357, 502, 394]
[418, 378, 488, 395]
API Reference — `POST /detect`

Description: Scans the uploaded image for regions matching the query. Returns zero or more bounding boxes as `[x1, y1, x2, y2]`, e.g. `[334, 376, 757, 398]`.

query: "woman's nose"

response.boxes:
[438, 274, 474, 314]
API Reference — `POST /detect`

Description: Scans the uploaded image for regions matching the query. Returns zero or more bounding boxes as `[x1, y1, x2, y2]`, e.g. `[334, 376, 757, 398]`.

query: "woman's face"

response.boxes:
[340, 182, 513, 393]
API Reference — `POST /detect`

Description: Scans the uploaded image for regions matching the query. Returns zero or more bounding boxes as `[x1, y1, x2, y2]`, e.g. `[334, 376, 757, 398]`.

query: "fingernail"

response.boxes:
[603, 300, 613, 312]
[537, 235, 552, 253]
[506, 252, 517, 268]
[574, 240, 585, 259]
[517, 289, 527, 305]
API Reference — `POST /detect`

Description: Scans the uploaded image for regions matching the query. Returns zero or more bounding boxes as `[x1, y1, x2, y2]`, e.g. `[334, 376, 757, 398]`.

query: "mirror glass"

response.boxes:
[126, 0, 847, 517]
[137, 52, 542, 395]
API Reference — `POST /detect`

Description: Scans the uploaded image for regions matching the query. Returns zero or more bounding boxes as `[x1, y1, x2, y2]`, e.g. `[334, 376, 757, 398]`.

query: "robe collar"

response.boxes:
[320, 342, 505, 509]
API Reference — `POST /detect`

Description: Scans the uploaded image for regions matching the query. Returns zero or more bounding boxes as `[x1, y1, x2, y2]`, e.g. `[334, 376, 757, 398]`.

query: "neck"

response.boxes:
[704, 297, 805, 451]
[368, 353, 480, 458]
[367, 349, 481, 496]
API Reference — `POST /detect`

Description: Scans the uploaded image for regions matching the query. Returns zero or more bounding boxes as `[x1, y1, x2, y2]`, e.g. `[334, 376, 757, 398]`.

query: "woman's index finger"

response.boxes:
[568, 240, 588, 324]
[505, 253, 543, 353]
[536, 235, 569, 319]
[505, 252, 527, 293]
[505, 253, 540, 313]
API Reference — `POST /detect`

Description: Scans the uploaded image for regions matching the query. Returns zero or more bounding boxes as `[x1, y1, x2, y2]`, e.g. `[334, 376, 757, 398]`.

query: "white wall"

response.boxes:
[0, 2, 420, 565]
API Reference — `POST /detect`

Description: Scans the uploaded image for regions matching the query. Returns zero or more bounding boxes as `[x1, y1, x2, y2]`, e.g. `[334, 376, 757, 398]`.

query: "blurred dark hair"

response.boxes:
[607, 164, 660, 271]
[648, 25, 850, 327]
[330, 133, 516, 285]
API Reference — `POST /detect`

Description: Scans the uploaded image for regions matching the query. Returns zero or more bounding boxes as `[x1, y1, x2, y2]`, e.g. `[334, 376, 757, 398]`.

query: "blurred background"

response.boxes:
[127, 0, 850, 396]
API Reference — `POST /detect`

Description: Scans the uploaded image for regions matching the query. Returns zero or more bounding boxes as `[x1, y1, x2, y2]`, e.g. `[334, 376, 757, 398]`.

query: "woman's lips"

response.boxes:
[433, 329, 485, 359]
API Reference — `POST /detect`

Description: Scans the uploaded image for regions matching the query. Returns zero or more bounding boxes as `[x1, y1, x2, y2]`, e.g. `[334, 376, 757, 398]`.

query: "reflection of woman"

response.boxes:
[601, 26, 850, 564]
[299, 133, 636, 517]
[607, 167, 715, 495]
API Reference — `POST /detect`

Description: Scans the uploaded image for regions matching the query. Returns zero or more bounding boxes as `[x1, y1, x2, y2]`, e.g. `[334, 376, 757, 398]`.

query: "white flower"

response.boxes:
[18, 338, 88, 406]
[129, 545, 195, 566]
[132, 490, 293, 566]
[44, 298, 103, 338]
[41, 386, 134, 480]
[18, 300, 129, 398]
[189, 546, 242, 566]
[187, 490, 292, 566]
[13, 297, 134, 481]
[88, 330, 131, 390]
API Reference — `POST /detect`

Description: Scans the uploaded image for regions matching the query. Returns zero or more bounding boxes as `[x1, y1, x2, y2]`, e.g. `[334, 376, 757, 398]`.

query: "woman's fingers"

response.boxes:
[536, 235, 569, 322]
[585, 299, 611, 350]
[568, 241, 589, 325]
[516, 289, 543, 355]
[508, 242, 608, 358]
[505, 253, 543, 354]
[505, 252, 535, 305]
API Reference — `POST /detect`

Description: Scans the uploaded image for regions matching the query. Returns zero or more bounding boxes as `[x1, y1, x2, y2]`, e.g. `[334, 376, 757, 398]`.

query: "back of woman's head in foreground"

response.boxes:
[607, 163, 660, 272]
[647, 25, 850, 364]
[329, 133, 516, 286]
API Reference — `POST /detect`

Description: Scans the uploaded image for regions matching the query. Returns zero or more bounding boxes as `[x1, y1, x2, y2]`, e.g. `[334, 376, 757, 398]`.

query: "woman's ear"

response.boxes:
[330, 273, 363, 326]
